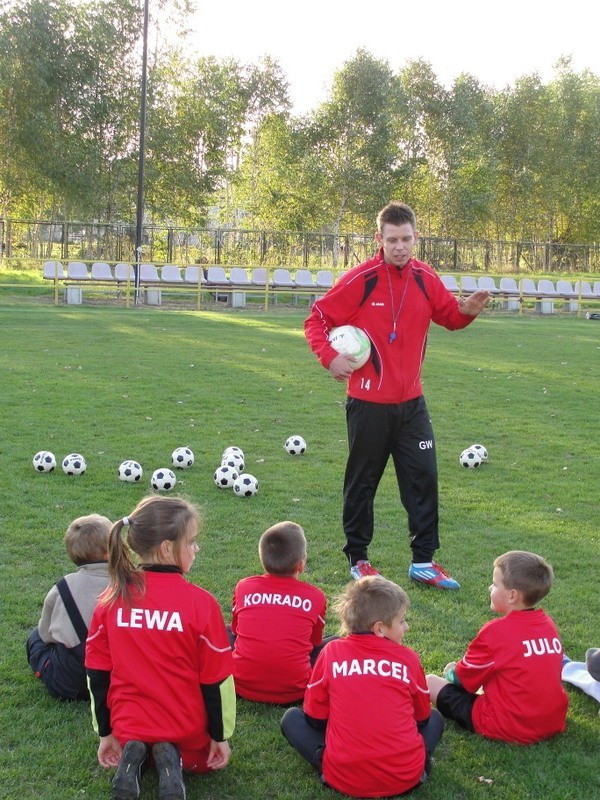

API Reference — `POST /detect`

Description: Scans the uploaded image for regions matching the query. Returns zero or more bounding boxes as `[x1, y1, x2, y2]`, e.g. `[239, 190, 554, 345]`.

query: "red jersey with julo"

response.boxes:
[305, 252, 475, 404]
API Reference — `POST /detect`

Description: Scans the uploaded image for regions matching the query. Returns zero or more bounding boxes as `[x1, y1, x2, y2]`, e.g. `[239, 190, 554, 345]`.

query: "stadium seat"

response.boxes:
[251, 268, 268, 286]
[478, 276, 501, 294]
[229, 267, 251, 286]
[294, 269, 318, 290]
[161, 265, 183, 282]
[43, 261, 65, 279]
[537, 279, 560, 297]
[555, 280, 577, 299]
[441, 275, 459, 293]
[183, 266, 206, 284]
[519, 278, 539, 296]
[499, 277, 520, 296]
[139, 264, 160, 282]
[574, 281, 596, 299]
[90, 262, 114, 281]
[114, 263, 135, 281]
[460, 275, 479, 293]
[316, 269, 334, 289]
[67, 261, 90, 280]
[594, 282, 600, 298]
[272, 268, 295, 288]
[205, 266, 229, 285]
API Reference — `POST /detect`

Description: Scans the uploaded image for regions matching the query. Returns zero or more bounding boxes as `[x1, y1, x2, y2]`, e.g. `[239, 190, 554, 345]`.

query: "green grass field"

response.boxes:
[0, 304, 599, 800]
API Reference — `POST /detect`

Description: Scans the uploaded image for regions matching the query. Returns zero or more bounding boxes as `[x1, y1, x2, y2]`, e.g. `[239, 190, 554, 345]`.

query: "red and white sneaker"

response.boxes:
[408, 562, 460, 589]
[350, 560, 382, 580]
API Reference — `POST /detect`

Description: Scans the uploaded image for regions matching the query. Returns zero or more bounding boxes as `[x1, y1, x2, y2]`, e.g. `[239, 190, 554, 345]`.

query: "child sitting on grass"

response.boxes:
[85, 495, 235, 800]
[229, 520, 331, 703]
[26, 513, 112, 700]
[426, 550, 568, 744]
[281, 576, 444, 798]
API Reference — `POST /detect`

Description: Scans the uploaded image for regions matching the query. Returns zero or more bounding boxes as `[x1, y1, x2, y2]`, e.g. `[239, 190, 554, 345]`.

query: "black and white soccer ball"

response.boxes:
[118, 460, 143, 483]
[469, 443, 488, 462]
[62, 453, 87, 475]
[222, 445, 244, 462]
[33, 450, 56, 473]
[284, 435, 306, 455]
[214, 464, 238, 489]
[172, 446, 194, 469]
[151, 468, 177, 491]
[221, 452, 244, 472]
[233, 473, 259, 497]
[459, 448, 483, 469]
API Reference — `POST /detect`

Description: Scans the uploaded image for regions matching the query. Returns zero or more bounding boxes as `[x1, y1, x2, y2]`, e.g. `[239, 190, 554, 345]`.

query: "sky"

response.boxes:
[185, 0, 600, 113]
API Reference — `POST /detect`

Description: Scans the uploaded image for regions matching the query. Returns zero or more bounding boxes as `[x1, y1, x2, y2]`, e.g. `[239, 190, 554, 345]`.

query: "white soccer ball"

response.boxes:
[459, 448, 483, 469]
[222, 445, 244, 462]
[285, 435, 307, 455]
[33, 450, 56, 473]
[470, 443, 488, 462]
[222, 452, 244, 472]
[233, 473, 259, 497]
[118, 460, 143, 483]
[214, 464, 239, 489]
[62, 453, 86, 476]
[328, 325, 371, 369]
[172, 446, 194, 469]
[151, 468, 177, 491]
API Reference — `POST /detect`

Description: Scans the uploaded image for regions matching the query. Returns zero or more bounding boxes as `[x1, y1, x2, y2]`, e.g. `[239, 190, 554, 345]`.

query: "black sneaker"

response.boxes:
[112, 740, 147, 800]
[152, 742, 186, 800]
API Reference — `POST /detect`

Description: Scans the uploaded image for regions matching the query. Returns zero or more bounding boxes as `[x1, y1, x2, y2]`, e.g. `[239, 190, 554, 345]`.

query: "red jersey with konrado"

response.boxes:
[455, 609, 568, 744]
[86, 571, 233, 749]
[304, 633, 431, 798]
[231, 574, 326, 703]
[305, 252, 474, 404]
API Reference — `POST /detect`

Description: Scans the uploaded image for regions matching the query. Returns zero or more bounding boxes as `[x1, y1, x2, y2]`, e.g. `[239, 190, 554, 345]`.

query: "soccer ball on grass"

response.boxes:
[469, 443, 488, 462]
[118, 460, 143, 483]
[222, 452, 244, 472]
[33, 451, 56, 473]
[233, 473, 259, 497]
[459, 448, 482, 469]
[214, 464, 239, 489]
[62, 453, 86, 476]
[172, 446, 194, 469]
[151, 468, 177, 491]
[285, 435, 306, 455]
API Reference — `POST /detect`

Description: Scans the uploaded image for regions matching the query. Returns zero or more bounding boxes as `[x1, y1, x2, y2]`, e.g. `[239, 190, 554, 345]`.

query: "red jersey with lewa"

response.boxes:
[231, 573, 326, 703]
[86, 571, 233, 750]
[454, 609, 568, 744]
[304, 634, 431, 798]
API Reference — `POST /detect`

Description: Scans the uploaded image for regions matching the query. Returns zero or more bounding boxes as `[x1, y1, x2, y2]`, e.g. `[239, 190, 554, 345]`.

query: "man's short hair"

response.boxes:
[334, 576, 409, 634]
[494, 550, 554, 606]
[377, 202, 417, 233]
[258, 521, 307, 575]
[64, 514, 112, 565]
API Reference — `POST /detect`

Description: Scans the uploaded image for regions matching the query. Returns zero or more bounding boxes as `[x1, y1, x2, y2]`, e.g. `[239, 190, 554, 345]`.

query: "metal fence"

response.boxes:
[2, 218, 599, 273]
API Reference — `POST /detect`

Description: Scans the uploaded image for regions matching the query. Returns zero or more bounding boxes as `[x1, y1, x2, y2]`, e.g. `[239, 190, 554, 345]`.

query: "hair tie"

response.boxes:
[122, 517, 130, 526]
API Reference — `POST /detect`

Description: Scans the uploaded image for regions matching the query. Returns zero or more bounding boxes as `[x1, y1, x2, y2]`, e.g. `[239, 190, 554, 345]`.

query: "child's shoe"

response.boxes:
[152, 742, 186, 800]
[112, 740, 147, 800]
[408, 562, 460, 589]
[350, 560, 381, 580]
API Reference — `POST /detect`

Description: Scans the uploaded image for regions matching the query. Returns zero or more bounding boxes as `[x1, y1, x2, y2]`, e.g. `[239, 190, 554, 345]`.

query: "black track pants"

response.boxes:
[342, 396, 439, 564]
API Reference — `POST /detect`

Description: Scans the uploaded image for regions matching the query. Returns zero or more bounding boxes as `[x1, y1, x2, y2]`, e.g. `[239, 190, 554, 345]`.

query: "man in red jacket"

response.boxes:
[304, 202, 490, 588]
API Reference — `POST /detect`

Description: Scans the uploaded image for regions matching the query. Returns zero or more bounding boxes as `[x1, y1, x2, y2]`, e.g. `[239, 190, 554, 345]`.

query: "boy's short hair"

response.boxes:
[494, 550, 554, 606]
[376, 202, 417, 233]
[64, 514, 112, 565]
[334, 576, 409, 634]
[258, 521, 307, 576]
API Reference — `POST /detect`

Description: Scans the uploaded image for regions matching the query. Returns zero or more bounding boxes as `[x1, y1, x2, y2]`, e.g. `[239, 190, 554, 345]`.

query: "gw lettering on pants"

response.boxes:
[116, 607, 184, 632]
[243, 592, 313, 612]
[419, 440, 433, 450]
[331, 658, 410, 683]
[522, 637, 562, 657]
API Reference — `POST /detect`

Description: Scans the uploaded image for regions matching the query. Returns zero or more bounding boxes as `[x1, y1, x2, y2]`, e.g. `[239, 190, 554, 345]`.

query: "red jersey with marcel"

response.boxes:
[304, 252, 474, 404]
[304, 633, 431, 798]
[86, 571, 233, 749]
[455, 609, 568, 744]
[231, 573, 326, 703]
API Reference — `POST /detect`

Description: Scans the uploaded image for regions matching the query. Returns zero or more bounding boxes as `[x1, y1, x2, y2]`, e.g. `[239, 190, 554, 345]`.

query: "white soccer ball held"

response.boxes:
[328, 325, 371, 370]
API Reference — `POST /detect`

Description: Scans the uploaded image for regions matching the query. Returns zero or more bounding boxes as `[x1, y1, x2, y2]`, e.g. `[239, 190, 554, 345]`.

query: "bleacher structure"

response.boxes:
[41, 261, 600, 314]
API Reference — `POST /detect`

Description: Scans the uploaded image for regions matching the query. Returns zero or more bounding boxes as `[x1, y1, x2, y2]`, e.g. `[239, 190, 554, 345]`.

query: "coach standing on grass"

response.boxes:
[304, 202, 490, 588]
